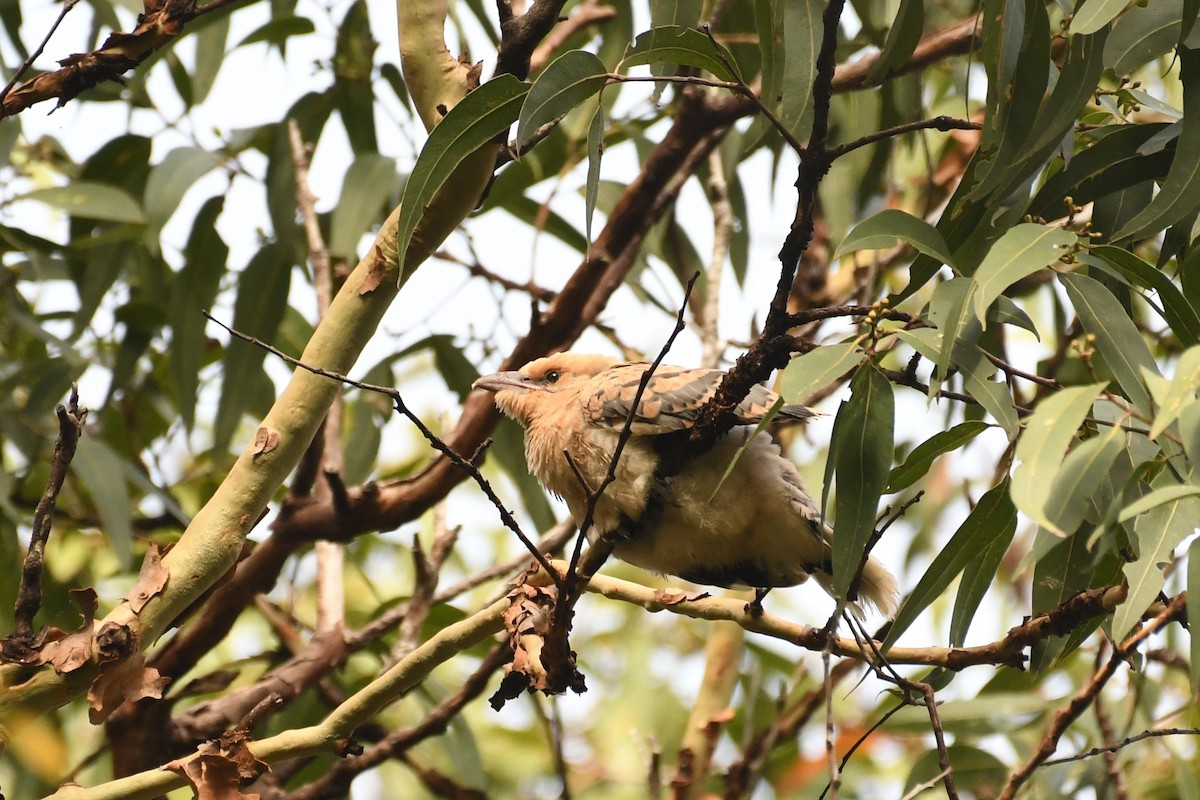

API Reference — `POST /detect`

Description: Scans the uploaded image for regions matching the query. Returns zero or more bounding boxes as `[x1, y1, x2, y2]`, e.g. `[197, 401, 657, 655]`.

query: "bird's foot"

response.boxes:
[745, 587, 770, 617]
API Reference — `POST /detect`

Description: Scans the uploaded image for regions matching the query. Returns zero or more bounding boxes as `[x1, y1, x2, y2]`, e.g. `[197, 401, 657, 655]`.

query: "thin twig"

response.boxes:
[700, 23, 808, 158]
[202, 311, 560, 585]
[288, 117, 347, 635]
[1040, 727, 1200, 767]
[828, 116, 982, 159]
[11, 386, 87, 642]
[701, 148, 732, 368]
[0, 0, 81, 107]
[563, 271, 701, 593]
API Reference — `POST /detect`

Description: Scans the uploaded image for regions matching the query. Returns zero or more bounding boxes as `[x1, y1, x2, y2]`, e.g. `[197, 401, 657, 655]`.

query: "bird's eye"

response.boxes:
[544, 370, 560, 383]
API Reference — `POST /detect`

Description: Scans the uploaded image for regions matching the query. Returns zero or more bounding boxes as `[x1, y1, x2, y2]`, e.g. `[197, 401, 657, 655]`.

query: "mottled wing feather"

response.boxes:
[583, 363, 813, 434]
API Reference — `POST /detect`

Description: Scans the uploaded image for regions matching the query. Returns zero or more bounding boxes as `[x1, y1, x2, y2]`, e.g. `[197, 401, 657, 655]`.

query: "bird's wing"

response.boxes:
[583, 363, 811, 434]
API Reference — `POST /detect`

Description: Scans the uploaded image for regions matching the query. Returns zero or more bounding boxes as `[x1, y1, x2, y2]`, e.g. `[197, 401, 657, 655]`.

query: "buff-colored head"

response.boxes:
[473, 353, 618, 426]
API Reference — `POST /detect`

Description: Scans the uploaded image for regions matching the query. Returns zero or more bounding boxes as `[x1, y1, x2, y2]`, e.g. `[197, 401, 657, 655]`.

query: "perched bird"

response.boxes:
[473, 353, 899, 616]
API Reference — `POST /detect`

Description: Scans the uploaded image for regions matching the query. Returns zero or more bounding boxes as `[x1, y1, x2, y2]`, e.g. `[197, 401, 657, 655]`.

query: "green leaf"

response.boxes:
[778, 342, 863, 404]
[395, 75, 530, 276]
[1114, 47, 1200, 241]
[492, 417, 557, 532]
[1011, 383, 1107, 535]
[517, 50, 608, 148]
[1045, 422, 1126, 534]
[1112, 478, 1200, 639]
[867, 0, 923, 82]
[832, 208, 953, 266]
[1029, 123, 1176, 221]
[73, 438, 133, 567]
[929, 277, 977, 396]
[192, 14, 229, 104]
[170, 196, 228, 431]
[831, 364, 894, 600]
[236, 15, 315, 48]
[903, 747, 1007, 798]
[143, 147, 223, 230]
[499, 195, 587, 253]
[619, 25, 740, 81]
[1150, 346, 1200, 438]
[1071, 0, 1130, 35]
[886, 421, 991, 494]
[1188, 535, 1200, 696]
[584, 105, 604, 247]
[951, 513, 1015, 647]
[19, 183, 146, 224]
[329, 154, 398, 259]
[1087, 246, 1200, 346]
[882, 481, 1016, 651]
[778, 0, 821, 138]
[214, 244, 294, 453]
[1117, 483, 1200, 522]
[1104, 0, 1183, 74]
[341, 396, 383, 485]
[971, 223, 1075, 326]
[1060, 271, 1160, 414]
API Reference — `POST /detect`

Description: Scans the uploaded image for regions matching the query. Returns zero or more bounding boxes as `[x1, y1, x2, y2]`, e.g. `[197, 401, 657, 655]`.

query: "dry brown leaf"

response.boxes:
[251, 428, 279, 455]
[87, 651, 168, 723]
[358, 245, 387, 295]
[36, 588, 98, 673]
[166, 732, 269, 800]
[653, 588, 708, 605]
[125, 542, 168, 613]
[168, 753, 261, 800]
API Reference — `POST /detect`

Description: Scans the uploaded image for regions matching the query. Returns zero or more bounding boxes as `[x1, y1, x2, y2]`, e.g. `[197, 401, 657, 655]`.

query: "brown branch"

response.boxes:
[997, 593, 1188, 800]
[0, 0, 250, 117]
[662, 0, 850, 477]
[832, 14, 982, 92]
[495, 0, 572, 81]
[1091, 663, 1131, 800]
[171, 628, 348, 745]
[528, 0, 617, 73]
[8, 386, 87, 644]
[0, 0, 82, 108]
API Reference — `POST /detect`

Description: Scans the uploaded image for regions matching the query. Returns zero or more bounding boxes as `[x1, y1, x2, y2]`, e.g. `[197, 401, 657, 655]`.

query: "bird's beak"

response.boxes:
[473, 370, 531, 394]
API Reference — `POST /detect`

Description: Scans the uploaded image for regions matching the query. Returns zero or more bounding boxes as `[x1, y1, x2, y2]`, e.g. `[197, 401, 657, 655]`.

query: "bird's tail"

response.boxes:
[812, 556, 899, 619]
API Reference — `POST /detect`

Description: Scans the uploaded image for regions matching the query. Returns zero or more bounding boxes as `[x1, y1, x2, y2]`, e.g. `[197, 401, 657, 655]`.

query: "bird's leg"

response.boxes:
[746, 587, 770, 616]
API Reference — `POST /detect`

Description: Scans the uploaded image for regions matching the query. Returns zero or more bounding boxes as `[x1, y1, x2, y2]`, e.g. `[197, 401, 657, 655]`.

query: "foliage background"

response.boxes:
[1, 0, 1199, 798]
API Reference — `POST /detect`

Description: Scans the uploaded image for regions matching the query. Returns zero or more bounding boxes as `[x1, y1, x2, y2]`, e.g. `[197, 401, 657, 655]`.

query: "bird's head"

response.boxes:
[473, 353, 617, 426]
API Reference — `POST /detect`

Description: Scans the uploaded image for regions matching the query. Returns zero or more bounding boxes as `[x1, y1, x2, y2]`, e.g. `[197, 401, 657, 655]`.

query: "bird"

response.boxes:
[473, 353, 899, 617]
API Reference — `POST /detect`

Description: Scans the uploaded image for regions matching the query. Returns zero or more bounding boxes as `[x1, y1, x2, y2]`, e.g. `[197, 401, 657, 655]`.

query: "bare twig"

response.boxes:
[288, 118, 347, 636]
[699, 23, 808, 158]
[563, 271, 701, 592]
[10, 386, 87, 642]
[1039, 727, 1200, 767]
[701, 148, 733, 368]
[828, 116, 982, 160]
[495, 0, 572, 80]
[0, 0, 82, 107]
